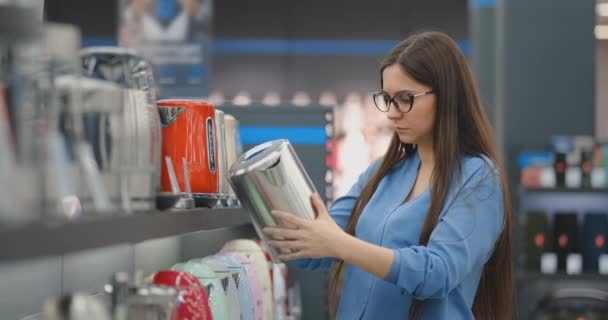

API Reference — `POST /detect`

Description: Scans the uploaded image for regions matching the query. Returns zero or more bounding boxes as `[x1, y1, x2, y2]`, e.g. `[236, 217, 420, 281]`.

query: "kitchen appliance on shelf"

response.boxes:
[0, 46, 18, 223]
[256, 239, 289, 320]
[157, 99, 219, 208]
[197, 258, 242, 320]
[523, 211, 549, 271]
[227, 139, 317, 261]
[219, 252, 263, 320]
[54, 75, 126, 215]
[81, 47, 162, 211]
[208, 255, 255, 320]
[151, 270, 212, 320]
[214, 109, 230, 207]
[223, 114, 241, 207]
[126, 285, 179, 320]
[220, 240, 274, 320]
[553, 212, 580, 272]
[7, 23, 83, 223]
[172, 262, 229, 320]
[582, 213, 608, 273]
[554, 152, 567, 188]
[42, 293, 111, 320]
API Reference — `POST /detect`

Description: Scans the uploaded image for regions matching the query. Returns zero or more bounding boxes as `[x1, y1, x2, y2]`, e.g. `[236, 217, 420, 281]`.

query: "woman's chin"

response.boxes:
[396, 132, 416, 144]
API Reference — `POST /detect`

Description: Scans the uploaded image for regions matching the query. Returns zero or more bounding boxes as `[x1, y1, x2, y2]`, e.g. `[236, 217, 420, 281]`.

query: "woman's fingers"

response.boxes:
[271, 210, 310, 228]
[310, 193, 329, 219]
[263, 227, 301, 239]
[268, 240, 302, 250]
[278, 251, 308, 261]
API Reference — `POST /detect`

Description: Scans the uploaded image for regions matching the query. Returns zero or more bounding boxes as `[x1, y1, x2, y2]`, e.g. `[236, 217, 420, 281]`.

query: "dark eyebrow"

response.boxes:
[381, 89, 416, 95]
[395, 89, 416, 94]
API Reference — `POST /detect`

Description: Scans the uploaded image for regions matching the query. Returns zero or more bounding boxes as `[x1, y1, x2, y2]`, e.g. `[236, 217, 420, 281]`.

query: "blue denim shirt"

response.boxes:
[292, 152, 504, 320]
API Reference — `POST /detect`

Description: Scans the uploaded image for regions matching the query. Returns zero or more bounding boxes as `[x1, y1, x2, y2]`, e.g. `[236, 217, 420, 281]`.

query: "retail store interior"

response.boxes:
[0, 0, 607, 319]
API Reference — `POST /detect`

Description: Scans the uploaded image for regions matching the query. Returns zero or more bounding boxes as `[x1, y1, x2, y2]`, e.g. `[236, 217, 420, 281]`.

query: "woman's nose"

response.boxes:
[386, 103, 403, 121]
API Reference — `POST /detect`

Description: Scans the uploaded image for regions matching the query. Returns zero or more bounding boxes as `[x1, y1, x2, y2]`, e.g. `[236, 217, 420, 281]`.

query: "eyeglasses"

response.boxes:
[372, 90, 434, 113]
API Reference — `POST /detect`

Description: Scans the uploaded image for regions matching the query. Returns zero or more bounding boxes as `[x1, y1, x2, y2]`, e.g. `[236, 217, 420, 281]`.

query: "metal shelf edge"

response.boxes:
[520, 188, 608, 194]
[516, 271, 608, 282]
[0, 208, 252, 263]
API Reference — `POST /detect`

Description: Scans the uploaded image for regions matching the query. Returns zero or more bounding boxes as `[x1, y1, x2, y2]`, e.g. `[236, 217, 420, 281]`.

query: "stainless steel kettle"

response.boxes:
[223, 114, 240, 207]
[227, 139, 317, 260]
[80, 47, 162, 211]
[54, 75, 125, 214]
[215, 109, 230, 205]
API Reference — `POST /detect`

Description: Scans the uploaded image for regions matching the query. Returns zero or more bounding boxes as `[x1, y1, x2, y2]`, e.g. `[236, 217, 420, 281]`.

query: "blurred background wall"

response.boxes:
[1, 0, 607, 319]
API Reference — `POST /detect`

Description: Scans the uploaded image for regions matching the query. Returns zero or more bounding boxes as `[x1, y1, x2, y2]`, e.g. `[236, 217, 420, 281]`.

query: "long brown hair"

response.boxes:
[329, 31, 513, 320]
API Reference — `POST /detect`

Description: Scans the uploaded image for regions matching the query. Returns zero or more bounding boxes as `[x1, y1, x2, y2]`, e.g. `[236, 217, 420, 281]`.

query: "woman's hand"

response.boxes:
[263, 193, 348, 261]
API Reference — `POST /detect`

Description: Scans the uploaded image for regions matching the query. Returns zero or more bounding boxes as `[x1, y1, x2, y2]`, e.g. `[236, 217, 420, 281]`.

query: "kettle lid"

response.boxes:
[229, 139, 289, 176]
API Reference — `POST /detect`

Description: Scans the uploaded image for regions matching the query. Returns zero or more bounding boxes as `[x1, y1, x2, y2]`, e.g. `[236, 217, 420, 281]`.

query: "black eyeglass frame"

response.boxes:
[372, 90, 434, 113]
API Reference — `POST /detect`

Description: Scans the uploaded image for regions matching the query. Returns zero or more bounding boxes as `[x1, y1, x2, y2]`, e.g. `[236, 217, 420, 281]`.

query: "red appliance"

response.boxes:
[152, 270, 213, 320]
[157, 99, 218, 195]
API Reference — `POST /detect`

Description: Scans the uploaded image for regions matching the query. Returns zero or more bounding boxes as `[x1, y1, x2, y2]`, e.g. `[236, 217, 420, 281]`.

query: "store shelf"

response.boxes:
[0, 208, 252, 262]
[518, 187, 608, 212]
[521, 188, 608, 194]
[516, 271, 608, 282]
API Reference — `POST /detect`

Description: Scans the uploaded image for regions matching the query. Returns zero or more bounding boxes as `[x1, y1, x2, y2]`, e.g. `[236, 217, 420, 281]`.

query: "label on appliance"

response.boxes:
[206, 117, 216, 173]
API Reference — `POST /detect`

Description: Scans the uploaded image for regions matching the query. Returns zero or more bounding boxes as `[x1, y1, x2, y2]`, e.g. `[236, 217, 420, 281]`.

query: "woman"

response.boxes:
[263, 31, 513, 320]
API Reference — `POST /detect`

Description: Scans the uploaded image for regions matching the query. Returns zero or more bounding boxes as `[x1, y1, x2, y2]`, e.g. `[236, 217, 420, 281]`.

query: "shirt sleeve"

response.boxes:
[383, 158, 504, 299]
[291, 159, 383, 271]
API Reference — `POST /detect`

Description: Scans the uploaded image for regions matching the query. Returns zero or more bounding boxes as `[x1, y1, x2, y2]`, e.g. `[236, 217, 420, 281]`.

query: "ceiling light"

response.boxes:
[207, 91, 225, 106]
[232, 91, 252, 106]
[262, 91, 281, 106]
[291, 92, 312, 107]
[319, 91, 338, 107]
[597, 3, 608, 17]
[595, 25, 608, 40]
